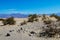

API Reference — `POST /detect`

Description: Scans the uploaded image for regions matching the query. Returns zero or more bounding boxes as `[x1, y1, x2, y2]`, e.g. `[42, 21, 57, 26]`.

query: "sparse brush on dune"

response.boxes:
[2, 17, 16, 25]
[42, 14, 47, 21]
[50, 13, 60, 21]
[0, 18, 4, 21]
[20, 20, 27, 26]
[39, 21, 60, 38]
[28, 14, 38, 22]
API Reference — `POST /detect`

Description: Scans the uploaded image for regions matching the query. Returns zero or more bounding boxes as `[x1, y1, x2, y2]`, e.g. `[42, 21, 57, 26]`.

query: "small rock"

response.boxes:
[29, 34, 31, 36]
[30, 31, 36, 34]
[17, 29, 20, 33]
[20, 27, 23, 30]
[9, 30, 14, 32]
[5, 33, 10, 37]
[9, 30, 12, 32]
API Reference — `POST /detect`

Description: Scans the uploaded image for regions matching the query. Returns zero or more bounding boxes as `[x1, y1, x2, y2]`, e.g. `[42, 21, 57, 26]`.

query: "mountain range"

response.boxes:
[0, 13, 60, 18]
[0, 13, 28, 18]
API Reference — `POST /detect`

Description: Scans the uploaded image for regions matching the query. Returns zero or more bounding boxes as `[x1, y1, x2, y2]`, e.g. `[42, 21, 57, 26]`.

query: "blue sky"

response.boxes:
[0, 0, 60, 14]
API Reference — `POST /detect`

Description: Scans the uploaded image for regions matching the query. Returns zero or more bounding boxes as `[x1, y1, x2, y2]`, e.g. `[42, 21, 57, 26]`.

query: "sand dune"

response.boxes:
[0, 17, 60, 40]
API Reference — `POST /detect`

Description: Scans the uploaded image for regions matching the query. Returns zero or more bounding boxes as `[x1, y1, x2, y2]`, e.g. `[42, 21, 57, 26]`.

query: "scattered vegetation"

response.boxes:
[28, 14, 38, 22]
[50, 13, 59, 18]
[20, 20, 27, 26]
[50, 13, 60, 21]
[42, 14, 46, 20]
[42, 14, 46, 18]
[28, 18, 34, 22]
[2, 19, 7, 25]
[39, 21, 60, 38]
[2, 17, 16, 25]
[0, 18, 4, 21]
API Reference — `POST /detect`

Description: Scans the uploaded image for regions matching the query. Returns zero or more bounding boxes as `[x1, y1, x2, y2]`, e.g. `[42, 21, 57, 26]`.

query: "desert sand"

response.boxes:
[0, 17, 60, 40]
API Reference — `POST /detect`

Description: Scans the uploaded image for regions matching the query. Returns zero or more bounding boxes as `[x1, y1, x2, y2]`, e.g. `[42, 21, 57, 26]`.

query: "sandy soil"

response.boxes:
[0, 17, 60, 40]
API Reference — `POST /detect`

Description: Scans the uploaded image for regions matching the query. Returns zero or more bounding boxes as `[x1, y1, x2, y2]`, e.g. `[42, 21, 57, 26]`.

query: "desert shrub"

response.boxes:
[39, 26, 57, 37]
[6, 17, 15, 25]
[28, 18, 34, 22]
[20, 20, 27, 25]
[42, 14, 46, 20]
[39, 21, 60, 38]
[2, 19, 7, 25]
[50, 14, 58, 18]
[50, 13, 60, 21]
[57, 17, 60, 21]
[28, 14, 38, 22]
[0, 18, 4, 21]
[32, 14, 37, 18]
[28, 14, 33, 17]
[2, 17, 16, 25]
[43, 14, 46, 18]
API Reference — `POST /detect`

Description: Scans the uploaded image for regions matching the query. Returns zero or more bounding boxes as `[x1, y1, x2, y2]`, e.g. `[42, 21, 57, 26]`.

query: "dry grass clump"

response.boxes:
[39, 27, 56, 37]
[0, 18, 4, 21]
[39, 21, 60, 38]
[28, 14, 38, 22]
[42, 14, 52, 24]
[20, 20, 27, 26]
[2, 17, 16, 25]
[42, 14, 46, 20]
[50, 14, 59, 18]
[50, 13, 60, 21]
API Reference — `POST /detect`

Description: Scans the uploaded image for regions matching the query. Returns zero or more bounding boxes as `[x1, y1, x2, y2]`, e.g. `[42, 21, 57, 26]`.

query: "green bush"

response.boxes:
[0, 18, 4, 21]
[42, 14, 46, 20]
[50, 14, 59, 18]
[50, 13, 60, 21]
[2, 17, 16, 25]
[43, 14, 46, 18]
[32, 14, 37, 18]
[28, 14, 38, 22]
[28, 14, 33, 17]
[39, 27, 56, 37]
[6, 17, 15, 25]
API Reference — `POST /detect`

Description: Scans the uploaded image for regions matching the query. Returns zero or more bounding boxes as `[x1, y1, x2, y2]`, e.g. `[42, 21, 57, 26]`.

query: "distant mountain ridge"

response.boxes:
[0, 13, 28, 18]
[0, 13, 60, 18]
[39, 13, 60, 16]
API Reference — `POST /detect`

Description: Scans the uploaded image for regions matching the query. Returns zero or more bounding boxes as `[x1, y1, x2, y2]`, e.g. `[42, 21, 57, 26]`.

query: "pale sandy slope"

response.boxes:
[0, 18, 59, 40]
